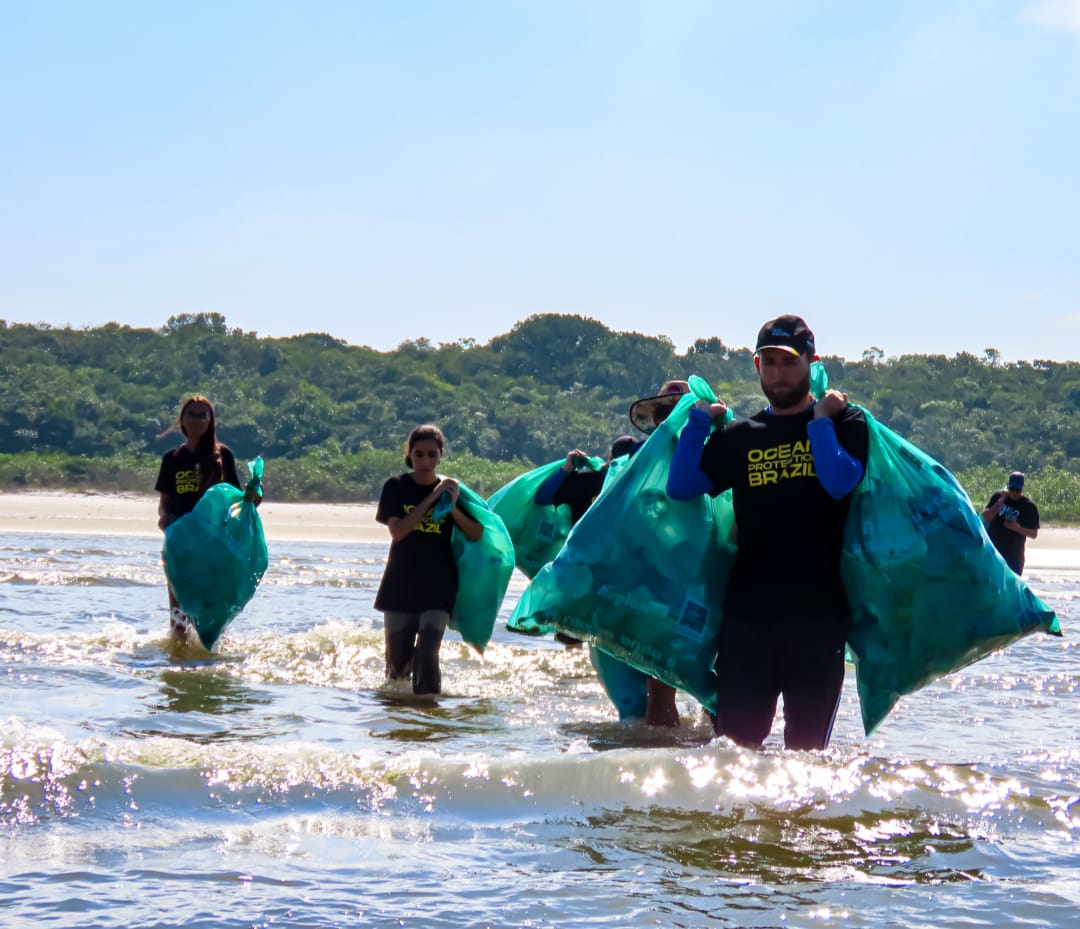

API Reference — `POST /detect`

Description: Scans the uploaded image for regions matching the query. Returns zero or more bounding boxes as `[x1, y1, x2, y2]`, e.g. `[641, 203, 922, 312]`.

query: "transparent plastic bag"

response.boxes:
[842, 411, 1060, 733]
[163, 457, 268, 650]
[448, 483, 515, 654]
[508, 376, 735, 711]
[488, 458, 601, 580]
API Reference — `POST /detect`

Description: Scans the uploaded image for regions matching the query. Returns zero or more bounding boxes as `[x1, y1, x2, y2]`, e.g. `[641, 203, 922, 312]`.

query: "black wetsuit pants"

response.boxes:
[711, 616, 847, 750]
[383, 610, 449, 694]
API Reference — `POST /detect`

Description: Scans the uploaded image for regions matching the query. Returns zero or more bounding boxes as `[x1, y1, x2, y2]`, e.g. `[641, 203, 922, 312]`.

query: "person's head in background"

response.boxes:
[1006, 471, 1026, 498]
[628, 380, 691, 434]
[608, 434, 638, 461]
[176, 395, 217, 443]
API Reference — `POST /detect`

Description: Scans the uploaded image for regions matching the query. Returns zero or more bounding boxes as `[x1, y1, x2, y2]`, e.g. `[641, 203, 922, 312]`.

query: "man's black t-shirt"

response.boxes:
[155, 444, 241, 518]
[985, 491, 1039, 572]
[374, 473, 463, 613]
[700, 404, 868, 625]
[553, 469, 607, 524]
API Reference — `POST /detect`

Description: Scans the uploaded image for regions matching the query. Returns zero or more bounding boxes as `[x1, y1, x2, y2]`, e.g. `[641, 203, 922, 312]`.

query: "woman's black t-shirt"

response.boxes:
[155, 444, 241, 518]
[374, 473, 461, 613]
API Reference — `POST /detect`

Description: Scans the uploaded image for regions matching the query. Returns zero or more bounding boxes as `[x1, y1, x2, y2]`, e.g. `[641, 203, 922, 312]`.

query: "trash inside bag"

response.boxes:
[841, 410, 1059, 734]
[163, 457, 268, 650]
[488, 458, 601, 580]
[508, 376, 736, 712]
[448, 483, 515, 654]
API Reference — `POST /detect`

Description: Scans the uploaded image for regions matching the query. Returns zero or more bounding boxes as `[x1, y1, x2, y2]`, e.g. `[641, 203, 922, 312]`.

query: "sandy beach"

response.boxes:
[0, 491, 386, 543]
[0, 490, 1078, 569]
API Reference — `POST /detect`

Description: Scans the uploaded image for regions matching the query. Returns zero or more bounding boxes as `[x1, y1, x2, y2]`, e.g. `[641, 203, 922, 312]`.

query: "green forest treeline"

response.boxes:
[2, 313, 1078, 521]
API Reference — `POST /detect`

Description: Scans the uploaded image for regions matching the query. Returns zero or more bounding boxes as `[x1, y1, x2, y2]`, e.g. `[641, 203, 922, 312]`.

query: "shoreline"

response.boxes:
[0, 491, 1078, 568]
[0, 491, 386, 543]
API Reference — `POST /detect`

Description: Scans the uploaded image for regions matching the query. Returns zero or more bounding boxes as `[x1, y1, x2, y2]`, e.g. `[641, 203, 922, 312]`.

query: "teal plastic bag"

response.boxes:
[448, 483, 515, 655]
[494, 455, 617, 639]
[590, 645, 648, 720]
[163, 458, 269, 650]
[508, 376, 736, 712]
[488, 457, 602, 579]
[841, 411, 1060, 734]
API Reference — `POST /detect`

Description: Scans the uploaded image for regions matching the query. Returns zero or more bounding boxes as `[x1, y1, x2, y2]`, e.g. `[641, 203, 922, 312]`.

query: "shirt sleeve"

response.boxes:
[807, 416, 865, 500]
[666, 408, 716, 500]
[153, 453, 171, 494]
[221, 447, 242, 489]
[375, 478, 402, 525]
[534, 467, 569, 506]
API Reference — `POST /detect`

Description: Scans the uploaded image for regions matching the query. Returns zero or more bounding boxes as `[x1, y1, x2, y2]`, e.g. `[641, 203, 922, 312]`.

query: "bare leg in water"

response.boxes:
[646, 678, 680, 727]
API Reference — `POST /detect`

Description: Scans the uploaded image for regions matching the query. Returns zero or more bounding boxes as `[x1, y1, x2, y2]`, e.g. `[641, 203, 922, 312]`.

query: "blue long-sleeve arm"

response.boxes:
[666, 409, 715, 500]
[807, 416, 864, 499]
[534, 467, 569, 506]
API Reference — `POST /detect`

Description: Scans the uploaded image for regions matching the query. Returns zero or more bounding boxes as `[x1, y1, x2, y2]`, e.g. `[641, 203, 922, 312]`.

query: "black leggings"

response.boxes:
[383, 610, 449, 695]
[712, 617, 847, 750]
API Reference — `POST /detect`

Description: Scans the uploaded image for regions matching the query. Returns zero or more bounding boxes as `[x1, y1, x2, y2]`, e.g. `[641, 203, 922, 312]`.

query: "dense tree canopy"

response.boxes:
[0, 313, 1076, 518]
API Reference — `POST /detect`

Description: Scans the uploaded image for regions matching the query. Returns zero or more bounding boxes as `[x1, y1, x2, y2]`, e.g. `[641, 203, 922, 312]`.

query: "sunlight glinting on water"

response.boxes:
[2, 529, 1079, 927]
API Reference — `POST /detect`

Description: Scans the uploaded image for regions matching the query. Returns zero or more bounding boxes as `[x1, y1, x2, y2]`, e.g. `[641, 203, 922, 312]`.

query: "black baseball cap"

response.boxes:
[755, 315, 815, 357]
[1007, 471, 1025, 490]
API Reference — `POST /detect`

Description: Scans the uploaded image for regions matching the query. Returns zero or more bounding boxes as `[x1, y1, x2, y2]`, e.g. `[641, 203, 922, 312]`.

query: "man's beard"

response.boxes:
[761, 369, 811, 412]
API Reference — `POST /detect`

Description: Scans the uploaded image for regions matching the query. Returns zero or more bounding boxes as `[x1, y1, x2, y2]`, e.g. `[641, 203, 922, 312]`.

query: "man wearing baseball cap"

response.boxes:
[666, 315, 869, 750]
[981, 471, 1040, 575]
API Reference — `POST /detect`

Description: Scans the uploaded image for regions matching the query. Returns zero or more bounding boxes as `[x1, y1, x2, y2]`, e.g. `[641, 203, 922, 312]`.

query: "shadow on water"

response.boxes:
[151, 668, 273, 716]
[366, 690, 506, 743]
[575, 807, 987, 886]
[126, 667, 279, 744]
[561, 718, 716, 752]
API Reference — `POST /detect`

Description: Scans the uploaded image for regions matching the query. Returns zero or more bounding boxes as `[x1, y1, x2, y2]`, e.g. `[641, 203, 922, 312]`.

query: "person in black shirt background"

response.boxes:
[982, 471, 1040, 575]
[155, 394, 261, 643]
[375, 424, 482, 695]
[534, 380, 692, 727]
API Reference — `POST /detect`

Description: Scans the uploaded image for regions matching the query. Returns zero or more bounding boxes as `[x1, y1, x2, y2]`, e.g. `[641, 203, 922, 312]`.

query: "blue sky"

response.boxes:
[2, 1, 1078, 362]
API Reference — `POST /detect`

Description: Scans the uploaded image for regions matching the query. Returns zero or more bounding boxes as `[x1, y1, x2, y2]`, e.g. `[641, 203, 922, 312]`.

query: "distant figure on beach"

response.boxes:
[375, 424, 483, 694]
[982, 471, 1040, 575]
[667, 315, 868, 750]
[155, 395, 261, 642]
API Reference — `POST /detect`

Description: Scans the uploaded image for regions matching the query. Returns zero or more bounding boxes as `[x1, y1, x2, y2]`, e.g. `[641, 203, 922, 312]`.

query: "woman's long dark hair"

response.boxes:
[178, 395, 224, 490]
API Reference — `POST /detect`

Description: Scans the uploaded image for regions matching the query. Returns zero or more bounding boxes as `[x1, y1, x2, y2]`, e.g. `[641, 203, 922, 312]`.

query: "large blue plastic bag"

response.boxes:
[163, 457, 268, 650]
[508, 376, 736, 712]
[488, 457, 602, 580]
[447, 483, 515, 655]
[841, 410, 1060, 734]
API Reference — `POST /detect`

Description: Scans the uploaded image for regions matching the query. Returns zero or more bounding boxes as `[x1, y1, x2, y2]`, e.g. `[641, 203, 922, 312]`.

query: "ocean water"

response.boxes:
[1, 528, 1078, 929]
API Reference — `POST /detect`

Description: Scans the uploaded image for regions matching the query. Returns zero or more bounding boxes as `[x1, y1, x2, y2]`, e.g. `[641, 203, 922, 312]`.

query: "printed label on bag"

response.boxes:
[676, 597, 708, 642]
[536, 519, 556, 540]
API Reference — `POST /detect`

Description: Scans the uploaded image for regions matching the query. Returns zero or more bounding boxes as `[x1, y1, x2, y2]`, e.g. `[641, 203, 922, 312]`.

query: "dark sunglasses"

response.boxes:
[183, 410, 211, 420]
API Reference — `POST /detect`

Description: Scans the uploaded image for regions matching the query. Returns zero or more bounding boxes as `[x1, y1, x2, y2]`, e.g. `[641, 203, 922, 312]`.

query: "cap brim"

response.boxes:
[755, 344, 801, 357]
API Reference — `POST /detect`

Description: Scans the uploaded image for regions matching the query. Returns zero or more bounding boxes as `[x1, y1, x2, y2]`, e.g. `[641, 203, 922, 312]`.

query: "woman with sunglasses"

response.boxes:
[375, 424, 483, 695]
[155, 395, 260, 642]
